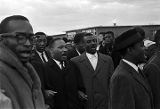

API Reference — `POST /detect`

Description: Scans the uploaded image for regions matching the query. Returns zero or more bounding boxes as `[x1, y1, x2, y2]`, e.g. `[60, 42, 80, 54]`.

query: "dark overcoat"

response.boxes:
[143, 51, 160, 109]
[44, 59, 85, 109]
[71, 52, 114, 109]
[110, 60, 153, 109]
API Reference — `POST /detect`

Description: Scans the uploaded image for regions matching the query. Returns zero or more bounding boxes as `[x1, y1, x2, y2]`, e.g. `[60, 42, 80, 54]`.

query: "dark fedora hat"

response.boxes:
[114, 27, 145, 51]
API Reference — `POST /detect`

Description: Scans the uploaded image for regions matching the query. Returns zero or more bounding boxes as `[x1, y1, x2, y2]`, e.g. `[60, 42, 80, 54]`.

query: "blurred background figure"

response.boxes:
[143, 29, 160, 109]
[67, 32, 86, 60]
[144, 39, 156, 61]
[99, 31, 115, 56]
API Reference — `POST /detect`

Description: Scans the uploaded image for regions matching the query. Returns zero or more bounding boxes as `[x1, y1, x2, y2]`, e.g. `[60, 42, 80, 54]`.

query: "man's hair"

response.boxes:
[74, 32, 86, 44]
[0, 15, 29, 34]
[46, 36, 53, 47]
[105, 31, 114, 37]
[48, 38, 62, 49]
[35, 32, 46, 36]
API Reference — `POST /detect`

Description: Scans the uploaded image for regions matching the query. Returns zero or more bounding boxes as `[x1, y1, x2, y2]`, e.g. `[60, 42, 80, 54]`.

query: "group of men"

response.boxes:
[0, 14, 160, 109]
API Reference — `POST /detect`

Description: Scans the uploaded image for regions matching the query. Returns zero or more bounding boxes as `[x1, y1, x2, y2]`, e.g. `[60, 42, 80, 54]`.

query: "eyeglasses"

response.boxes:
[1, 32, 35, 45]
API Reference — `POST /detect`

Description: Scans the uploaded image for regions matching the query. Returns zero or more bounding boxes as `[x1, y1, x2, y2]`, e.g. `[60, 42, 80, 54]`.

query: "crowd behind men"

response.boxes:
[0, 15, 160, 109]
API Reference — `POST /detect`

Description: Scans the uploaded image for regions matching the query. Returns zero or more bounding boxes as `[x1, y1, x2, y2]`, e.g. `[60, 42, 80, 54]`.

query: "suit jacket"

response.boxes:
[110, 60, 153, 109]
[143, 51, 160, 109]
[30, 51, 50, 89]
[44, 59, 85, 109]
[71, 52, 114, 109]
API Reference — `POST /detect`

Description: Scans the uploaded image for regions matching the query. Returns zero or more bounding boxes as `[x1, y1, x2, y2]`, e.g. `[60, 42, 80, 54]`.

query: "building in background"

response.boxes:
[66, 25, 160, 41]
[49, 33, 66, 39]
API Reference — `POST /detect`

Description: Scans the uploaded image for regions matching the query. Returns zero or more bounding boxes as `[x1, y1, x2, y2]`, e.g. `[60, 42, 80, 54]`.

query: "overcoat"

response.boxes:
[110, 60, 153, 109]
[0, 44, 46, 109]
[71, 52, 114, 109]
[143, 51, 160, 109]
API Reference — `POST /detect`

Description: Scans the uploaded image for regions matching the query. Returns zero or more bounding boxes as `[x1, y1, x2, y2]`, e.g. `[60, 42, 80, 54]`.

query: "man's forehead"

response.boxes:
[7, 20, 33, 33]
[53, 39, 65, 47]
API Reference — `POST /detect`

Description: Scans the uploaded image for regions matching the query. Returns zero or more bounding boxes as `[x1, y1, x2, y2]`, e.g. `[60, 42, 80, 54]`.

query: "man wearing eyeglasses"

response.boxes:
[0, 15, 46, 109]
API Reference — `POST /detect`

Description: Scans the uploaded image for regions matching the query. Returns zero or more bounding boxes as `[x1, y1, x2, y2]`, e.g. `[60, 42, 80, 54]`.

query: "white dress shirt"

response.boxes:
[36, 51, 48, 63]
[53, 59, 62, 69]
[86, 52, 98, 70]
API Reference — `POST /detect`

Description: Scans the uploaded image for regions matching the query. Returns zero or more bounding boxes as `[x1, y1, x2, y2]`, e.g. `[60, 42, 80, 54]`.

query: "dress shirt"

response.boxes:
[86, 52, 98, 70]
[75, 49, 81, 56]
[122, 59, 139, 73]
[53, 59, 62, 69]
[37, 51, 48, 63]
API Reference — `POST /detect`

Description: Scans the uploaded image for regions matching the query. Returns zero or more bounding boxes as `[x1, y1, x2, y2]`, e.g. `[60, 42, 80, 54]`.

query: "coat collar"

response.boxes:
[78, 52, 108, 75]
[119, 60, 152, 96]
[0, 44, 41, 90]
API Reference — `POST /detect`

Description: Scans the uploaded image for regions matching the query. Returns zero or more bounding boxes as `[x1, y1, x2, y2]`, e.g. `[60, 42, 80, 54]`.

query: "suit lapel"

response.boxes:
[121, 60, 152, 96]
[79, 53, 95, 73]
[94, 53, 103, 75]
[48, 59, 62, 73]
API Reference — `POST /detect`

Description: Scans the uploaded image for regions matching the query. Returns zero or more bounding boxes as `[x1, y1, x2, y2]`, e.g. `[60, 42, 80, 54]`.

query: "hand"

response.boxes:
[45, 90, 57, 99]
[78, 91, 88, 101]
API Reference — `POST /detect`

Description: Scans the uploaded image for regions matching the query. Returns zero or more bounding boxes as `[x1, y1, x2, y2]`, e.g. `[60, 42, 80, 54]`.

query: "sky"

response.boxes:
[0, 0, 160, 35]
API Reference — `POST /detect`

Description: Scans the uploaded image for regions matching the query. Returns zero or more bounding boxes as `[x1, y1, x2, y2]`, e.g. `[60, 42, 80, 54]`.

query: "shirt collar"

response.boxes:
[53, 59, 62, 68]
[53, 59, 61, 65]
[86, 52, 98, 59]
[122, 59, 138, 72]
[36, 51, 45, 55]
[75, 49, 81, 56]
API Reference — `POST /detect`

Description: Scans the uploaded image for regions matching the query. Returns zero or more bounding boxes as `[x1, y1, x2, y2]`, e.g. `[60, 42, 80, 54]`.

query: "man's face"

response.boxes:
[50, 39, 67, 61]
[97, 34, 103, 44]
[103, 33, 114, 44]
[84, 35, 97, 54]
[131, 40, 146, 64]
[4, 20, 33, 63]
[36, 35, 47, 52]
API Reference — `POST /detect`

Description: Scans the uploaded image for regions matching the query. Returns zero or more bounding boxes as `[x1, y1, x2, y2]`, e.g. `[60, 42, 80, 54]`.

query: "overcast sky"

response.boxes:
[0, 0, 160, 35]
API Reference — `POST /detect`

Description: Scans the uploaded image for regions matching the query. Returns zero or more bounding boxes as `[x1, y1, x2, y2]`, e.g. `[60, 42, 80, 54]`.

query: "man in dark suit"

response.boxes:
[67, 32, 86, 60]
[110, 27, 153, 109]
[44, 38, 86, 109]
[30, 32, 53, 109]
[143, 29, 160, 109]
[71, 33, 114, 109]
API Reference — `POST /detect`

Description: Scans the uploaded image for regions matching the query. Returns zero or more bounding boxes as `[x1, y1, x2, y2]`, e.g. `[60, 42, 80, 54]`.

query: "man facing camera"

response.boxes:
[71, 33, 114, 109]
[0, 15, 45, 109]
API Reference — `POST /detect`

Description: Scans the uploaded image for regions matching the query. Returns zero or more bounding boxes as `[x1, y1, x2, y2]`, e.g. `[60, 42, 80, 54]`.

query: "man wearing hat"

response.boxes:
[143, 29, 160, 109]
[109, 27, 153, 109]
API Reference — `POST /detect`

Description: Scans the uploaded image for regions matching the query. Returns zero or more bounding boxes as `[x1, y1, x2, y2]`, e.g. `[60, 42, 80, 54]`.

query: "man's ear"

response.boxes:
[127, 47, 134, 55]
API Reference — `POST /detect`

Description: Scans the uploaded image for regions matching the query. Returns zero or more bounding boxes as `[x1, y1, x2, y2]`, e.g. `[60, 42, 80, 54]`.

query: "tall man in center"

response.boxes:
[71, 33, 114, 109]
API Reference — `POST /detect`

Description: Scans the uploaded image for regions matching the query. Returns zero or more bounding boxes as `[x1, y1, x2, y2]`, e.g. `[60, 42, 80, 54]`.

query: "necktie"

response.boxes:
[41, 52, 46, 63]
[138, 68, 145, 79]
